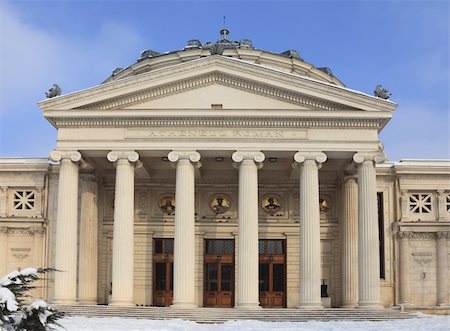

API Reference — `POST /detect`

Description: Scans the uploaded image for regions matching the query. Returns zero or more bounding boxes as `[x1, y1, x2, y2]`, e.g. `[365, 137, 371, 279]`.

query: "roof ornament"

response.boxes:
[45, 84, 61, 98]
[220, 16, 229, 41]
[374, 85, 391, 100]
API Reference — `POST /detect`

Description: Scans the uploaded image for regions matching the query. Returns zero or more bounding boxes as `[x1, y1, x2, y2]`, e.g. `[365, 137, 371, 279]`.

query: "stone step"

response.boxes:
[52, 305, 414, 323]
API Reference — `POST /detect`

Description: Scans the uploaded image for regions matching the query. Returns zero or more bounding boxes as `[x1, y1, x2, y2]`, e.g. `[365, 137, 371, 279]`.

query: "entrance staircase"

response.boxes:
[52, 304, 415, 323]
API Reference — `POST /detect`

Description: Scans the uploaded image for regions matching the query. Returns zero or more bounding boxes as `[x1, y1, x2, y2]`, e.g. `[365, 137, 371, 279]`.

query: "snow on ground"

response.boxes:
[56, 313, 450, 331]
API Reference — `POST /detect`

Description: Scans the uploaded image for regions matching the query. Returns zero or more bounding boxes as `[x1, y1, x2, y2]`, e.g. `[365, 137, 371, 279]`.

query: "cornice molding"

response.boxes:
[40, 56, 396, 113]
[48, 116, 386, 129]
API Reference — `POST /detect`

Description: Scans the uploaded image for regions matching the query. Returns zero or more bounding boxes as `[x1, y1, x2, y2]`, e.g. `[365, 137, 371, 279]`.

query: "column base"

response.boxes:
[170, 301, 197, 309]
[77, 299, 98, 305]
[297, 302, 323, 309]
[234, 302, 262, 309]
[341, 303, 358, 308]
[109, 300, 135, 307]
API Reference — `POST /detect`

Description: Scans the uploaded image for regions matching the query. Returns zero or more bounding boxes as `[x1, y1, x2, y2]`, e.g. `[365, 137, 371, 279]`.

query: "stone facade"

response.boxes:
[1, 42, 449, 309]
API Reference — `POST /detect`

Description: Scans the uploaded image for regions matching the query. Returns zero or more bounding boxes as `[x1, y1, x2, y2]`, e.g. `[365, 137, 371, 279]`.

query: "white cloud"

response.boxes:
[0, 1, 145, 114]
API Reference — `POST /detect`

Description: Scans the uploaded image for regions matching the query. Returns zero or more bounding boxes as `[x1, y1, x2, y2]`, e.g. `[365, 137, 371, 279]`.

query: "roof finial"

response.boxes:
[220, 16, 229, 40]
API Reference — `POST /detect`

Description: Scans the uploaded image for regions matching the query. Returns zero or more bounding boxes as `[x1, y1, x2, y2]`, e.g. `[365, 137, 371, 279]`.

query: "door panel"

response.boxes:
[259, 240, 286, 308]
[153, 239, 173, 306]
[204, 240, 234, 308]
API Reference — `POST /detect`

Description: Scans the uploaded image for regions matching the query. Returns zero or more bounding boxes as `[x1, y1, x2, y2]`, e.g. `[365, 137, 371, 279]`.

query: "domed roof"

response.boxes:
[103, 30, 344, 87]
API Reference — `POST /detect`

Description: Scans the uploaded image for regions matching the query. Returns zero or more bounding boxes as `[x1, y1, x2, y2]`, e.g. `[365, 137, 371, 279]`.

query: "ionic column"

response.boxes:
[341, 175, 358, 308]
[107, 151, 141, 306]
[294, 151, 327, 309]
[50, 150, 85, 304]
[398, 231, 412, 304]
[437, 231, 450, 306]
[232, 151, 265, 309]
[353, 152, 385, 308]
[168, 150, 201, 308]
[78, 172, 100, 304]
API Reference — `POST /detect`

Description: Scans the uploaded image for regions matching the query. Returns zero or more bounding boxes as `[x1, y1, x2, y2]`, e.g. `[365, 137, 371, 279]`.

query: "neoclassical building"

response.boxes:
[1, 33, 449, 310]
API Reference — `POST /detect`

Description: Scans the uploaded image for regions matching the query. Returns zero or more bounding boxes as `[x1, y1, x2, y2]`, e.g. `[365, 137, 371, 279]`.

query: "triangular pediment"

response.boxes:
[39, 55, 396, 114]
[124, 82, 307, 110]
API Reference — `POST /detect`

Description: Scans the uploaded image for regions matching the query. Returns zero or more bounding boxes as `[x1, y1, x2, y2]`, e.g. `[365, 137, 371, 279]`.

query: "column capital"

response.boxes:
[50, 150, 86, 167]
[232, 151, 265, 163]
[107, 150, 140, 163]
[168, 150, 201, 163]
[353, 151, 386, 165]
[294, 151, 327, 164]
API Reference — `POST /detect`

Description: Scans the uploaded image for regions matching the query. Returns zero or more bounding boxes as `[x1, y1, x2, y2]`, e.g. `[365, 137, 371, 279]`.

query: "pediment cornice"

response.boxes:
[48, 115, 386, 130]
[80, 72, 355, 112]
[39, 56, 397, 113]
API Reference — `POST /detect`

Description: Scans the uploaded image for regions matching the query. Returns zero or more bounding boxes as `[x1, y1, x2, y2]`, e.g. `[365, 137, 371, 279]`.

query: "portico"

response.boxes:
[40, 45, 397, 309]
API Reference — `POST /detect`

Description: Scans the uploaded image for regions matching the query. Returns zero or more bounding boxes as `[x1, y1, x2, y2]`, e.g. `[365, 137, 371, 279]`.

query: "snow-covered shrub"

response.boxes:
[0, 268, 64, 331]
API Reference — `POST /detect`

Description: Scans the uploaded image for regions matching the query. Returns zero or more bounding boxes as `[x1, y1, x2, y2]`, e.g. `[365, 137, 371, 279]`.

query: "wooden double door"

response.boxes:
[259, 239, 286, 307]
[153, 238, 174, 306]
[204, 239, 234, 308]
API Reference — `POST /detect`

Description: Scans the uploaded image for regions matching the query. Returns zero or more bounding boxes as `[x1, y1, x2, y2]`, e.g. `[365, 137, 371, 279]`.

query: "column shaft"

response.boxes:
[53, 158, 80, 304]
[298, 160, 322, 308]
[236, 159, 260, 308]
[398, 232, 410, 304]
[357, 160, 382, 307]
[437, 232, 449, 306]
[110, 159, 135, 306]
[78, 174, 99, 304]
[172, 158, 196, 308]
[341, 177, 358, 308]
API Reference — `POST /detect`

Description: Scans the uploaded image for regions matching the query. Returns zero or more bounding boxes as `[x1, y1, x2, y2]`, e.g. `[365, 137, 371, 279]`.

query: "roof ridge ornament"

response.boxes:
[45, 84, 61, 98]
[374, 85, 391, 99]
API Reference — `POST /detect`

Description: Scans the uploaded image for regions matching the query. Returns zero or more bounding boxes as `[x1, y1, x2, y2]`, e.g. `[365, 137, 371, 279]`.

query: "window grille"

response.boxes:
[258, 240, 285, 255]
[409, 193, 432, 214]
[13, 190, 36, 210]
[205, 240, 234, 255]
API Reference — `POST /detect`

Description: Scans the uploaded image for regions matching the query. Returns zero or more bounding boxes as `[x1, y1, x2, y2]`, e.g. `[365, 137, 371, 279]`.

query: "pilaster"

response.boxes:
[232, 150, 264, 309]
[49, 150, 85, 304]
[341, 175, 358, 308]
[436, 231, 450, 306]
[398, 231, 413, 304]
[0, 186, 8, 217]
[107, 150, 141, 306]
[437, 190, 447, 222]
[294, 151, 327, 309]
[353, 151, 385, 308]
[168, 150, 201, 308]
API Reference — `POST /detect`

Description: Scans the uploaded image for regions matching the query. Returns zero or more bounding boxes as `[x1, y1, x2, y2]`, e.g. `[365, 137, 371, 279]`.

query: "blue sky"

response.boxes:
[0, 0, 449, 160]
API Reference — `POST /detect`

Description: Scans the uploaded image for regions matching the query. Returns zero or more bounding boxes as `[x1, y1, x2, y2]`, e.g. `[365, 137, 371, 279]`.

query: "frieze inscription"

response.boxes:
[126, 129, 307, 140]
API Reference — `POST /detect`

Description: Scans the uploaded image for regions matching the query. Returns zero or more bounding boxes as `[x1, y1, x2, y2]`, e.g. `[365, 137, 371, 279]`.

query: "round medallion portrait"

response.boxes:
[159, 195, 175, 215]
[319, 198, 329, 213]
[209, 195, 231, 214]
[261, 196, 281, 215]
